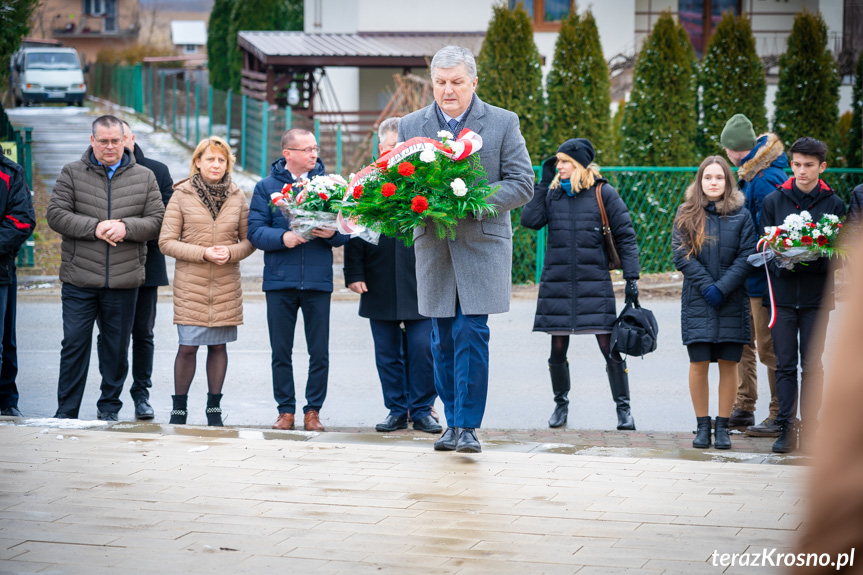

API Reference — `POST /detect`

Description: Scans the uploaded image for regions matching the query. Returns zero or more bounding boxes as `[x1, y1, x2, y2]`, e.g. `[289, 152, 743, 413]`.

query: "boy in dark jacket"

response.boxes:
[248, 128, 348, 432]
[759, 137, 847, 453]
[720, 114, 788, 436]
[0, 151, 36, 417]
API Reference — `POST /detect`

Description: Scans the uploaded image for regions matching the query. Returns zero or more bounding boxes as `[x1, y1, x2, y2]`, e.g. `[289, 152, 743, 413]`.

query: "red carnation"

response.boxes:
[318, 192, 328, 200]
[398, 162, 415, 177]
[801, 235, 813, 246]
[817, 235, 828, 246]
[352, 185, 363, 199]
[807, 222, 817, 227]
[411, 195, 429, 214]
[381, 183, 396, 197]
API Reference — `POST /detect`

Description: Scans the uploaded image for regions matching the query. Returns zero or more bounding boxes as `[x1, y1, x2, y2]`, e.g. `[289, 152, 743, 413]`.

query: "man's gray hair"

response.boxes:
[430, 45, 477, 81]
[92, 115, 124, 138]
[378, 117, 400, 142]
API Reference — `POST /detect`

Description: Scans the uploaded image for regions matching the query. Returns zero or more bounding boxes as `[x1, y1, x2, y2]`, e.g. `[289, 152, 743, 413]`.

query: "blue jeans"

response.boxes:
[431, 303, 490, 429]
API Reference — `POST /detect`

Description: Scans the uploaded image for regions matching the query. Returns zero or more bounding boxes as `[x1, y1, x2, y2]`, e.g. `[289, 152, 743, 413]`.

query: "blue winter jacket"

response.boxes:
[736, 133, 788, 297]
[248, 157, 348, 292]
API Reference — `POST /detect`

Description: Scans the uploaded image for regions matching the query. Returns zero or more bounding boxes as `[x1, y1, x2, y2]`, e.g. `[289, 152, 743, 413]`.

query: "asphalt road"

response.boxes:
[7, 104, 840, 432]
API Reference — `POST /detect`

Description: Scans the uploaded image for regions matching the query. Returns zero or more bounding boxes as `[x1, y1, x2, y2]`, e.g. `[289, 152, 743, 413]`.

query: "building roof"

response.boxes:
[171, 20, 207, 46]
[237, 31, 484, 68]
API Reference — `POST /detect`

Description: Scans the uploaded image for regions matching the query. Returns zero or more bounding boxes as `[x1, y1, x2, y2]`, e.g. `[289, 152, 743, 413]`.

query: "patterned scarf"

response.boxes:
[434, 94, 476, 136]
[191, 172, 232, 219]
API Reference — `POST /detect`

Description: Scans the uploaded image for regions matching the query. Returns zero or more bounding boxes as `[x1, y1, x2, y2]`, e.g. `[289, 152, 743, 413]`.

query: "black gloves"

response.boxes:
[624, 279, 639, 305]
[539, 156, 557, 187]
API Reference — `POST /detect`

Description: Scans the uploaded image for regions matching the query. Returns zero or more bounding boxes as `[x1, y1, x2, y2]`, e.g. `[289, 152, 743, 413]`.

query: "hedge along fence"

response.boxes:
[87, 65, 863, 283]
[511, 167, 863, 285]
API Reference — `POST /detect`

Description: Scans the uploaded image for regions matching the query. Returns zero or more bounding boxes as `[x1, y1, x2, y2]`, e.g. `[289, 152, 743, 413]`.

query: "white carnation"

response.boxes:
[799, 210, 812, 222]
[437, 130, 454, 141]
[419, 149, 436, 163]
[450, 178, 468, 197]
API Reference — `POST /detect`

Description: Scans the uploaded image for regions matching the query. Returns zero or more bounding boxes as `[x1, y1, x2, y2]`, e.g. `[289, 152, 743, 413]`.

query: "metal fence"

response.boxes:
[87, 64, 863, 284]
[1, 101, 35, 268]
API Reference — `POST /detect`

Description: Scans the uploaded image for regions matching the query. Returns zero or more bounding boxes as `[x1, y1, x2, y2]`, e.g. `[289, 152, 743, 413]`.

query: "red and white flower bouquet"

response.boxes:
[270, 174, 346, 239]
[749, 211, 845, 271]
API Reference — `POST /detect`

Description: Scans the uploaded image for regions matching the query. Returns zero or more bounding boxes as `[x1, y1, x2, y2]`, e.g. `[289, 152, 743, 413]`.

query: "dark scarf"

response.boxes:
[191, 172, 232, 219]
[434, 94, 476, 136]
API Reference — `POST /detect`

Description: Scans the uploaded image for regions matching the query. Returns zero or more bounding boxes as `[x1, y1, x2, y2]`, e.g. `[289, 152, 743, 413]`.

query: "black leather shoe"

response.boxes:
[412, 415, 443, 434]
[97, 410, 119, 422]
[53, 412, 73, 419]
[433, 427, 458, 451]
[1, 407, 23, 417]
[133, 398, 154, 420]
[375, 414, 408, 432]
[456, 428, 482, 453]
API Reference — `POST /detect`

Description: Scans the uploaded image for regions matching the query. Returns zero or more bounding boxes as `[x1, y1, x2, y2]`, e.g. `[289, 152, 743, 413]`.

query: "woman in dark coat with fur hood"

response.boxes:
[521, 138, 641, 430]
[672, 156, 757, 450]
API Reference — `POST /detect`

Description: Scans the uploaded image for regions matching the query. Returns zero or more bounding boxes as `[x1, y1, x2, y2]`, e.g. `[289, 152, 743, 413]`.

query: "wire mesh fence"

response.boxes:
[88, 64, 863, 284]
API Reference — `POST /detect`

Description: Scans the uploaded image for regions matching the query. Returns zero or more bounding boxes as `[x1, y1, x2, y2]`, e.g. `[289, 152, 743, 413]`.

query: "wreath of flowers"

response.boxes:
[339, 131, 499, 246]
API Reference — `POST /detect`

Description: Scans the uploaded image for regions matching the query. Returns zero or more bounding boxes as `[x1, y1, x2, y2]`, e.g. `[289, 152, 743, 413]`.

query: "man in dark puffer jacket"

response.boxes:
[759, 137, 846, 454]
[47, 115, 164, 421]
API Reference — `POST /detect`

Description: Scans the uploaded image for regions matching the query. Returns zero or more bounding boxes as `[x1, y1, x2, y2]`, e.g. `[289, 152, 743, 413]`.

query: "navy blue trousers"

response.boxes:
[771, 306, 827, 425]
[266, 289, 330, 414]
[431, 303, 490, 429]
[369, 318, 435, 419]
[0, 277, 18, 409]
[56, 284, 138, 418]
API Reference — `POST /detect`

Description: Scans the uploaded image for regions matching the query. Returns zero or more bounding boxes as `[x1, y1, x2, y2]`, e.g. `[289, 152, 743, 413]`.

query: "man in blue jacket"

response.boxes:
[721, 114, 788, 437]
[248, 128, 348, 432]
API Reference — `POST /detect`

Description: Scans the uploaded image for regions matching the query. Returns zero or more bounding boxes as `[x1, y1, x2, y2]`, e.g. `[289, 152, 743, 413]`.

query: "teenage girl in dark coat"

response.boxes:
[521, 138, 641, 430]
[672, 156, 757, 450]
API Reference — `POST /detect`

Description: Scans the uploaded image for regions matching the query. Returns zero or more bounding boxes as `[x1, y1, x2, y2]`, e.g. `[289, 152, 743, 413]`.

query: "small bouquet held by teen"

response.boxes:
[270, 174, 346, 239]
[748, 211, 845, 271]
[336, 130, 499, 246]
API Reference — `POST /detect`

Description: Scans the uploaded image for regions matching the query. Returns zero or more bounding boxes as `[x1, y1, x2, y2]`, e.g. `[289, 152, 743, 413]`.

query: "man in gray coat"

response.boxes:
[47, 115, 164, 421]
[398, 45, 534, 452]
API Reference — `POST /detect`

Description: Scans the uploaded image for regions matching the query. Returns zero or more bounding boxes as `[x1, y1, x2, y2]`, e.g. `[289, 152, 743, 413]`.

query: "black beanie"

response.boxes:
[556, 138, 595, 168]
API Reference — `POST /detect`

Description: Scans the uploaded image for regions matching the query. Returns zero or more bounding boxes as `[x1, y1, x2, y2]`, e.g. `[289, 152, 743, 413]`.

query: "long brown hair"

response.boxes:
[674, 155, 736, 258]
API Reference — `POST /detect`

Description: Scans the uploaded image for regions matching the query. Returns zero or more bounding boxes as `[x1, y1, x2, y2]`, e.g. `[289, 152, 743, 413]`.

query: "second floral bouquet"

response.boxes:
[270, 174, 347, 239]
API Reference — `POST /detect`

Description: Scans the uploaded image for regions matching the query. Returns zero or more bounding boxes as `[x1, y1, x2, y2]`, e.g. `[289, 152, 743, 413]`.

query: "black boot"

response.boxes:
[206, 393, 223, 427]
[606, 361, 635, 430]
[169, 394, 187, 425]
[548, 360, 570, 428]
[772, 420, 797, 453]
[714, 416, 731, 450]
[693, 416, 712, 448]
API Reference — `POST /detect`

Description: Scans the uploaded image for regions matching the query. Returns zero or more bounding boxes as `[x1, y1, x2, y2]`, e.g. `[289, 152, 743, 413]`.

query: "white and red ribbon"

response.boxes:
[757, 237, 777, 329]
[336, 129, 484, 235]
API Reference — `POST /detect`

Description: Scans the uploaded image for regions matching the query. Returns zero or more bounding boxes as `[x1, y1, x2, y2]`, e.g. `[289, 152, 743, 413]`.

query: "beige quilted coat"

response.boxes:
[159, 178, 255, 326]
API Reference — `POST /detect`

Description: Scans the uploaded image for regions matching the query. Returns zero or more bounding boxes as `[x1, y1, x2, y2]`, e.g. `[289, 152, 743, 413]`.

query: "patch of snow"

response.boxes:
[188, 445, 209, 453]
[19, 418, 109, 429]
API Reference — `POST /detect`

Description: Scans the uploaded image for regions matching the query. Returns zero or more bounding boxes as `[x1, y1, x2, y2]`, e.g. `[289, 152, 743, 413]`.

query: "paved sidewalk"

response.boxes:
[0, 420, 808, 574]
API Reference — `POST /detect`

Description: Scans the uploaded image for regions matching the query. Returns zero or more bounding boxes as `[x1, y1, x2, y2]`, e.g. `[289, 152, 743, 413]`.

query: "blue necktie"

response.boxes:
[447, 119, 459, 134]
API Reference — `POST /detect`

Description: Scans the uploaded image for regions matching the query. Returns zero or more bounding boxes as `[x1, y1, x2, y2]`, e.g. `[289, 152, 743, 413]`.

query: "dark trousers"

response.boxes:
[369, 318, 435, 419]
[431, 302, 490, 429]
[0, 276, 17, 409]
[56, 284, 138, 418]
[96, 285, 158, 401]
[771, 306, 828, 425]
[266, 289, 330, 414]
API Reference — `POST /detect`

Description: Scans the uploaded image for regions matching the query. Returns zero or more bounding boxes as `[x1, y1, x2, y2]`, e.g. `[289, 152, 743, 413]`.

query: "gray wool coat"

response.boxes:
[397, 96, 535, 317]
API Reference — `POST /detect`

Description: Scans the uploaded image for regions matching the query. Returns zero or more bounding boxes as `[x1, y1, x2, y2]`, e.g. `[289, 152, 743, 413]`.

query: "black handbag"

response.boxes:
[611, 301, 659, 357]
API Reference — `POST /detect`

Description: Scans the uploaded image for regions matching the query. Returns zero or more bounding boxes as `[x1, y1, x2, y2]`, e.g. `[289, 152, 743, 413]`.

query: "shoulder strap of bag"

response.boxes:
[595, 183, 611, 232]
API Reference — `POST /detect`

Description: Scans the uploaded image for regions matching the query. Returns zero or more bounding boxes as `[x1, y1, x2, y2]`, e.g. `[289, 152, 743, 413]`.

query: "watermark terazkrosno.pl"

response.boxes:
[712, 548, 855, 569]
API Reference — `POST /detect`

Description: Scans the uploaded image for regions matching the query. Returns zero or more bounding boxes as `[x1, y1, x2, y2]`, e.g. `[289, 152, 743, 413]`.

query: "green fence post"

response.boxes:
[335, 124, 342, 175]
[172, 75, 177, 135]
[314, 118, 320, 144]
[16, 127, 33, 190]
[185, 75, 191, 144]
[148, 65, 154, 120]
[207, 86, 213, 138]
[371, 132, 378, 159]
[195, 82, 200, 145]
[240, 94, 248, 169]
[260, 101, 269, 178]
[285, 106, 292, 131]
[160, 72, 165, 128]
[225, 89, 232, 143]
[535, 227, 546, 284]
[134, 63, 143, 113]
[128, 66, 134, 108]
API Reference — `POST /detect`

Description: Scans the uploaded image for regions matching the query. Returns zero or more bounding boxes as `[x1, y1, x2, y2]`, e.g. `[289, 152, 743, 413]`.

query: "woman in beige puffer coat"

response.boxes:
[159, 136, 255, 426]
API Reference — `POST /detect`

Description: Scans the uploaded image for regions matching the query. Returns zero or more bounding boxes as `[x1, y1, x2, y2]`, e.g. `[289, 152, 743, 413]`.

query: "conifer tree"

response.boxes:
[207, 0, 234, 91]
[772, 10, 840, 157]
[699, 12, 766, 156]
[621, 12, 698, 166]
[545, 11, 612, 163]
[476, 3, 545, 162]
[0, 0, 38, 84]
[609, 99, 626, 166]
[846, 52, 863, 168]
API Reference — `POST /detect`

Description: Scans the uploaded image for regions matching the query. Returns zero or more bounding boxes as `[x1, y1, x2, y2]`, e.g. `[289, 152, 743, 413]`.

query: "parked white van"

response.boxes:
[11, 47, 87, 107]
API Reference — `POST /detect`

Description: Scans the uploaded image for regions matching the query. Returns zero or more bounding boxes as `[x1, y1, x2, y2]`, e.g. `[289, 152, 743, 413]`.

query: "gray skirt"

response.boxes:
[177, 325, 238, 346]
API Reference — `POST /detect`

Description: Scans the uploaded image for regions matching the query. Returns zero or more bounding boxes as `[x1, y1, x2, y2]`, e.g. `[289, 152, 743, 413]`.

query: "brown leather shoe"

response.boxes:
[272, 413, 295, 430]
[304, 410, 325, 432]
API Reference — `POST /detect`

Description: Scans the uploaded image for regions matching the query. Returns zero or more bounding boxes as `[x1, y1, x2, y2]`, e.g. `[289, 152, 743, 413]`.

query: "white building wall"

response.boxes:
[355, 0, 494, 32]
